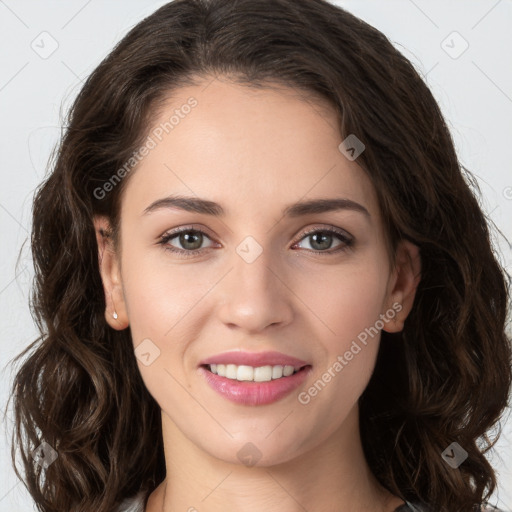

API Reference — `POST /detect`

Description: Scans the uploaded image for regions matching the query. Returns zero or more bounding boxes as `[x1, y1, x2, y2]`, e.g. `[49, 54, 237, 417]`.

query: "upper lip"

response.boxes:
[199, 350, 310, 368]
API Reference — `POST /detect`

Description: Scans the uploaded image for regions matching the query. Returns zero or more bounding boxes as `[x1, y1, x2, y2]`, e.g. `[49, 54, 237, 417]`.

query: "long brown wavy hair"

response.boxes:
[7, 1, 511, 511]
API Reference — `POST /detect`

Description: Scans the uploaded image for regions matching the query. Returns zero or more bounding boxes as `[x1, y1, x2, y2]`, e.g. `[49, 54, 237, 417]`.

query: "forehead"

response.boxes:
[120, 78, 380, 223]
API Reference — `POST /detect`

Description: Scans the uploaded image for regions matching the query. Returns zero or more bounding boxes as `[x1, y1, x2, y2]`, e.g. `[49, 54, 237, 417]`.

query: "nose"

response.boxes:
[216, 243, 294, 334]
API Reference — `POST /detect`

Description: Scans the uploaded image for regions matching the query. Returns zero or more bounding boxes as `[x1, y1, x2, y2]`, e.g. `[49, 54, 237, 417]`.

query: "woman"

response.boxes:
[8, 0, 511, 511]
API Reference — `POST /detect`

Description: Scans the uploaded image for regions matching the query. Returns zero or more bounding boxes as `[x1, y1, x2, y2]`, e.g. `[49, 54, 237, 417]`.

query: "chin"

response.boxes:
[202, 434, 308, 468]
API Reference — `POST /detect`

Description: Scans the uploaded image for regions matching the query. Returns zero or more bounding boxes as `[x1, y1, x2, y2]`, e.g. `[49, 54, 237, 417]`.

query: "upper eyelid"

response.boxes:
[298, 225, 352, 239]
[160, 224, 216, 243]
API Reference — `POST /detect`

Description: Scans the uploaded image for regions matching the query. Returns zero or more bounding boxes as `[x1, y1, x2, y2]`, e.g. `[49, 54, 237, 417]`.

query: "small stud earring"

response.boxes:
[110, 291, 118, 320]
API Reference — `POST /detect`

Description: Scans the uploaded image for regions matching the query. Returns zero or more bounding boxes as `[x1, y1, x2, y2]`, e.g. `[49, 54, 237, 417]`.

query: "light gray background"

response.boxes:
[1, 1, 511, 510]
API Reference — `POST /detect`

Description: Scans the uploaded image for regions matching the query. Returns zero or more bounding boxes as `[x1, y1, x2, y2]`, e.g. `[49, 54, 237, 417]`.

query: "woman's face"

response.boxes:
[97, 78, 418, 466]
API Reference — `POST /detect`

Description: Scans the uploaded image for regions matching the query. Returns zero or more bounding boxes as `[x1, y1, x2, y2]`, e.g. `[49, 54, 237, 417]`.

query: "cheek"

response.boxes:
[121, 246, 208, 342]
[292, 257, 390, 413]
[120, 259, 202, 414]
[293, 264, 388, 433]
[294, 256, 389, 348]
[119, 249, 219, 399]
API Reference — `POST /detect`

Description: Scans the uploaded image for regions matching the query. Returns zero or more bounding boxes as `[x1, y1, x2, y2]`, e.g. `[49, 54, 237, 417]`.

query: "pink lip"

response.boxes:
[198, 365, 312, 406]
[199, 350, 309, 368]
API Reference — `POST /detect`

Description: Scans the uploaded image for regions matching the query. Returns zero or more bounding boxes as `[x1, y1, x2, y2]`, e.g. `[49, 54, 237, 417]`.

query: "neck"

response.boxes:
[146, 404, 403, 512]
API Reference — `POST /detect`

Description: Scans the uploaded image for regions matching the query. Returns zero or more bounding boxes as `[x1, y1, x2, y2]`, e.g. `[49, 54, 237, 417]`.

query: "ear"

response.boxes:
[383, 240, 421, 333]
[93, 215, 129, 330]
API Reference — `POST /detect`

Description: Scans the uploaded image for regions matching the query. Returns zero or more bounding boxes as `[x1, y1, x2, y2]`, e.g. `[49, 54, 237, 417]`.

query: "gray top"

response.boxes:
[116, 494, 421, 512]
[116, 491, 505, 512]
[117, 491, 146, 512]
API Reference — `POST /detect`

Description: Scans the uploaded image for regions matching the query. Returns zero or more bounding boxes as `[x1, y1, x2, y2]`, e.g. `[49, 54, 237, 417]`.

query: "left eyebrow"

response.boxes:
[142, 195, 370, 218]
[282, 198, 370, 218]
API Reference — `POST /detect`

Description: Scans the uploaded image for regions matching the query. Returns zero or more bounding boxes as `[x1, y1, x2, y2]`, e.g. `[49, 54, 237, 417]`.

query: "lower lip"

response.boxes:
[198, 365, 312, 406]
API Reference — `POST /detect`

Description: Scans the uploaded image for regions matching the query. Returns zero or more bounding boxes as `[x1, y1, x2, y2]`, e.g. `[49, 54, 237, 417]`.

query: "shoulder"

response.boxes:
[116, 490, 147, 512]
[394, 502, 427, 512]
[395, 501, 507, 511]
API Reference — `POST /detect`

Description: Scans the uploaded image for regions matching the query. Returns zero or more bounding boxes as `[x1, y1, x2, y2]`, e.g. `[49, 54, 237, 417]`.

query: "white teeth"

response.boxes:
[226, 364, 237, 379]
[272, 365, 283, 379]
[283, 365, 294, 377]
[254, 366, 272, 382]
[237, 365, 254, 381]
[207, 363, 299, 382]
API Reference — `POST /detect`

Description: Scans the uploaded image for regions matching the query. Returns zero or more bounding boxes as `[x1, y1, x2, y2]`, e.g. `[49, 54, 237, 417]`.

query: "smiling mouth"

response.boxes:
[201, 363, 309, 382]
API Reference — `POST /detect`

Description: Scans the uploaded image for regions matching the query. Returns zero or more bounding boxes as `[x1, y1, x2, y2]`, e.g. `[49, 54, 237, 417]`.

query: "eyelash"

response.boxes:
[158, 225, 354, 259]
